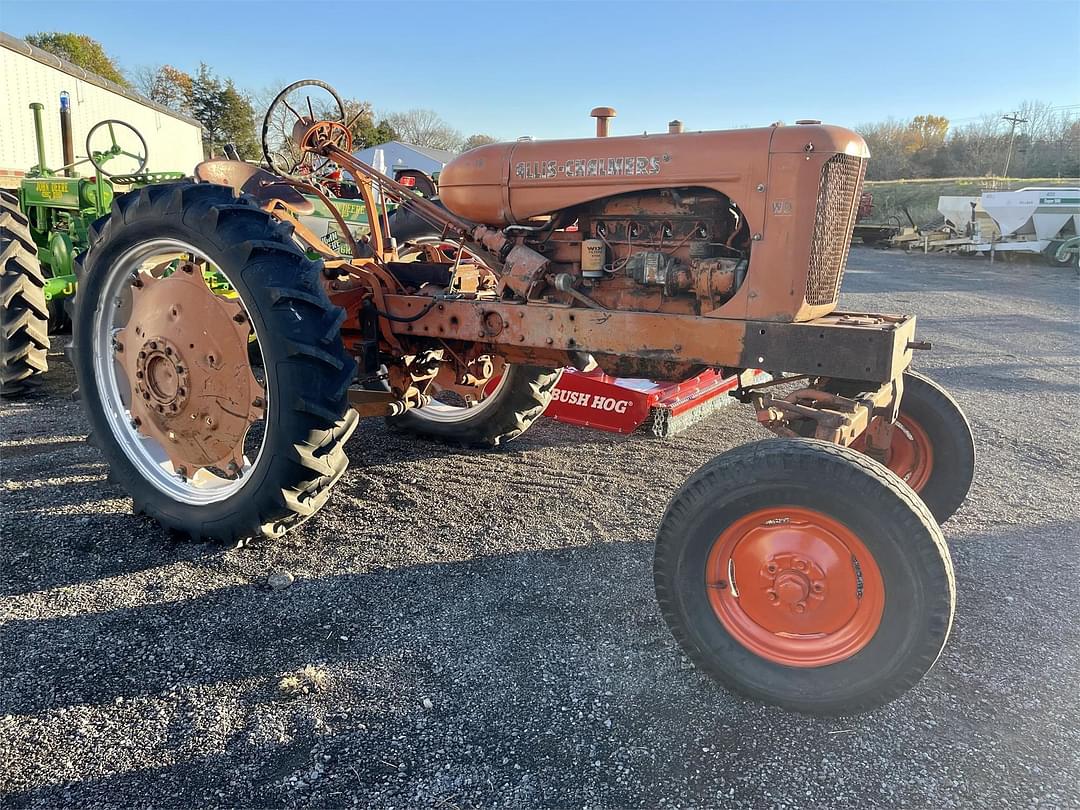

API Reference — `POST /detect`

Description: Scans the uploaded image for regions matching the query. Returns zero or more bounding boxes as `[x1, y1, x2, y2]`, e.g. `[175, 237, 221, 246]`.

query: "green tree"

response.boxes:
[26, 32, 129, 87]
[188, 64, 258, 158]
[339, 99, 398, 149]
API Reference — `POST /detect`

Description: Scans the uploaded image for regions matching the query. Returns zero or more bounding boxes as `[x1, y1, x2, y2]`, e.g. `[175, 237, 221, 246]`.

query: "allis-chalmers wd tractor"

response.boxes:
[71, 83, 975, 715]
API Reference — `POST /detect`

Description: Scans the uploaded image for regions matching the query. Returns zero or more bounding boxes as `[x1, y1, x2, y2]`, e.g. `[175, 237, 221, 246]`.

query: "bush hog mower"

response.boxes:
[72, 82, 975, 714]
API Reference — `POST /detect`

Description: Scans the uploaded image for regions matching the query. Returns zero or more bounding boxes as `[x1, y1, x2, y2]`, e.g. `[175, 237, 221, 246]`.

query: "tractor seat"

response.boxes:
[194, 160, 315, 216]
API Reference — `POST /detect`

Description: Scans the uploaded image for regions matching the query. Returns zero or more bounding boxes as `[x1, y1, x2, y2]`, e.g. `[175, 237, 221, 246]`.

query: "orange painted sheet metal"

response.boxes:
[439, 124, 867, 228]
[440, 128, 773, 226]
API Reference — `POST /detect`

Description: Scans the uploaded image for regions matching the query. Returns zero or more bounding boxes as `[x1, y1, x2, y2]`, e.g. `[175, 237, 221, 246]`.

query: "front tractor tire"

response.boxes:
[654, 439, 955, 715]
[73, 182, 358, 543]
[837, 370, 975, 524]
[1, 190, 50, 395]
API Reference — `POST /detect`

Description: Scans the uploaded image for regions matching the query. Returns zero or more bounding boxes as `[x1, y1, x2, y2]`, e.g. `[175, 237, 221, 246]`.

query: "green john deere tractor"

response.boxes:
[1, 97, 184, 394]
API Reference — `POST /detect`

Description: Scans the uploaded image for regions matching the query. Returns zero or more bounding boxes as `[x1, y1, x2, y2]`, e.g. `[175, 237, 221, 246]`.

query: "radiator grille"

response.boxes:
[806, 154, 865, 305]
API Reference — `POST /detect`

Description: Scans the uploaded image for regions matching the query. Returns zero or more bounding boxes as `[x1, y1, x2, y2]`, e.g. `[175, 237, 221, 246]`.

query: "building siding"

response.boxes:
[0, 43, 204, 178]
[352, 142, 451, 177]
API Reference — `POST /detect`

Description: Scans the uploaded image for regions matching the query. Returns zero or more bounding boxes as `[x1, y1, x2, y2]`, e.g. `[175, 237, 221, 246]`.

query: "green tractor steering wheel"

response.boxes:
[87, 119, 149, 178]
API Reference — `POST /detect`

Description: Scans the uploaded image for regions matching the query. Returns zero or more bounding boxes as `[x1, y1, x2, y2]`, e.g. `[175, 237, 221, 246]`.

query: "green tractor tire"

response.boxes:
[1, 190, 50, 395]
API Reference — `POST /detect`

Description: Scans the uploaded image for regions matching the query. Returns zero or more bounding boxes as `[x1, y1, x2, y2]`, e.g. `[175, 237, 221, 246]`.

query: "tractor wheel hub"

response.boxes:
[114, 265, 265, 474]
[762, 553, 827, 615]
[134, 337, 189, 414]
[705, 507, 886, 667]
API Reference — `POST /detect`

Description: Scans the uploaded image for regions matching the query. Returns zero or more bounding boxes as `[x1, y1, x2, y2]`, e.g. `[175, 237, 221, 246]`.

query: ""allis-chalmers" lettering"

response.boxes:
[515, 155, 663, 181]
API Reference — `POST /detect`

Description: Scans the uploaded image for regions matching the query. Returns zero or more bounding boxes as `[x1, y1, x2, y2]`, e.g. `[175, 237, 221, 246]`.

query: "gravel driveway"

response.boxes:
[2, 247, 1078, 808]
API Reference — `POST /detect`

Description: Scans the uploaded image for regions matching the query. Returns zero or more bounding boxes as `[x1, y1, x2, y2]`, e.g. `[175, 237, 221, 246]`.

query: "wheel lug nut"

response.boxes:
[812, 582, 824, 593]
[766, 590, 778, 602]
[252, 397, 265, 408]
[794, 602, 806, 613]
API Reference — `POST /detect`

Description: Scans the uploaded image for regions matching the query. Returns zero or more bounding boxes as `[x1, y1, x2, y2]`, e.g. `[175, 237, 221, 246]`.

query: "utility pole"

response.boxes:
[1002, 112, 1028, 178]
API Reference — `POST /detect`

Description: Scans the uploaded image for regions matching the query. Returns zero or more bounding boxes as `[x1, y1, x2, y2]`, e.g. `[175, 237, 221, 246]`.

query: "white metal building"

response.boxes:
[352, 141, 456, 177]
[0, 32, 204, 179]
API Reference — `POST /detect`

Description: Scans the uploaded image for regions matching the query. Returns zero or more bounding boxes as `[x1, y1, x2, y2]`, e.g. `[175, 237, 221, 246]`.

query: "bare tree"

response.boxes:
[462, 133, 497, 151]
[131, 64, 158, 98]
[382, 108, 462, 151]
[856, 104, 1079, 179]
[130, 64, 193, 112]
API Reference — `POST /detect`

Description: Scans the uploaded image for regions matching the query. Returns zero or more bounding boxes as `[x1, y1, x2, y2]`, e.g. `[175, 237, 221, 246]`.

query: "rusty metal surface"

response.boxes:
[806, 154, 866, 305]
[194, 160, 314, 215]
[114, 266, 264, 475]
[379, 294, 915, 383]
[254, 96, 905, 429]
[436, 124, 866, 320]
[751, 377, 901, 447]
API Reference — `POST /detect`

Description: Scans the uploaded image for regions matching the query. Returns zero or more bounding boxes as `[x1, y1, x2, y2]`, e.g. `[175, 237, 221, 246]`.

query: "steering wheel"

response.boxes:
[86, 119, 148, 177]
[262, 79, 352, 177]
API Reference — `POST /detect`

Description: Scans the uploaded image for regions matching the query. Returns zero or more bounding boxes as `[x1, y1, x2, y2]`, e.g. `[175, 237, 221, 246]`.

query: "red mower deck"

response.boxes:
[542, 368, 770, 437]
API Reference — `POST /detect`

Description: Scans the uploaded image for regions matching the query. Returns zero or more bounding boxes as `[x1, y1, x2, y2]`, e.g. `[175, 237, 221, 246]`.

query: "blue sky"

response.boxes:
[2, 0, 1077, 139]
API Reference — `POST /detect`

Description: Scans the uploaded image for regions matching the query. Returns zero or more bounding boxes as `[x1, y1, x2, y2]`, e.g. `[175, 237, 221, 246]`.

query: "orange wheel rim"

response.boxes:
[705, 507, 885, 667]
[853, 415, 934, 492]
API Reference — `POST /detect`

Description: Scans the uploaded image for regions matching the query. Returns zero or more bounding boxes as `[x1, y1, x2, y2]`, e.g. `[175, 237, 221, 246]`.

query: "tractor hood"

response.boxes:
[438, 124, 867, 227]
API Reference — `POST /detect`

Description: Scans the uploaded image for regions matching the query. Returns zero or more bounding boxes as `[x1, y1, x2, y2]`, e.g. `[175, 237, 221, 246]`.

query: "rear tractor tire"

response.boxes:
[654, 439, 955, 715]
[73, 182, 358, 543]
[1, 190, 50, 395]
[389, 364, 563, 448]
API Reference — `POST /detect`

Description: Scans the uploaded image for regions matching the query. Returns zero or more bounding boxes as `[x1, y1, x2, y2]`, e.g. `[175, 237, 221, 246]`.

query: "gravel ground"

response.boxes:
[1, 247, 1078, 808]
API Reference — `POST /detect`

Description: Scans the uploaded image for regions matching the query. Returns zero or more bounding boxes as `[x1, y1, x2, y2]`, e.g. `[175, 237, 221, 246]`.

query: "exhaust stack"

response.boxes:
[60, 91, 74, 176]
[590, 106, 616, 137]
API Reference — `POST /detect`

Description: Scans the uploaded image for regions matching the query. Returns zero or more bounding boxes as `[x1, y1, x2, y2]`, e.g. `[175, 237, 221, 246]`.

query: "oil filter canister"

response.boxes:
[581, 238, 606, 277]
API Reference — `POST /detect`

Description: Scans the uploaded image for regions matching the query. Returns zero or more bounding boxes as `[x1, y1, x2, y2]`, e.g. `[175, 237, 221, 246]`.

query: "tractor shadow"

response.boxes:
[5, 518, 1079, 808]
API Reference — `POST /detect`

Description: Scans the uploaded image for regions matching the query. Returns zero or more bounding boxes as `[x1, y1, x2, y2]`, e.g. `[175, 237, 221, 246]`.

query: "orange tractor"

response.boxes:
[71, 83, 974, 714]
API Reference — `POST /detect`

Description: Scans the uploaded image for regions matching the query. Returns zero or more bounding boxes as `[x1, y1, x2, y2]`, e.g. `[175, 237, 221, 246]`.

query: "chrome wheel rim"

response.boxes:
[90, 238, 268, 505]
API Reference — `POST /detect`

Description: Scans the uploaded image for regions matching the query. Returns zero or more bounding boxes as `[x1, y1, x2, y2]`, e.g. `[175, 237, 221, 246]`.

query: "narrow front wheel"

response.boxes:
[844, 371, 975, 523]
[654, 439, 955, 715]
